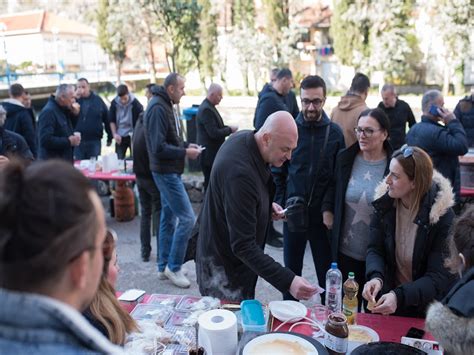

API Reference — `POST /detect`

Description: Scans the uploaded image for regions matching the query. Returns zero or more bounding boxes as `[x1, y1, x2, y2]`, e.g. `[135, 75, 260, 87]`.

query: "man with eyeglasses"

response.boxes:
[273, 75, 345, 302]
[331, 73, 370, 147]
[406, 89, 468, 204]
[377, 84, 416, 150]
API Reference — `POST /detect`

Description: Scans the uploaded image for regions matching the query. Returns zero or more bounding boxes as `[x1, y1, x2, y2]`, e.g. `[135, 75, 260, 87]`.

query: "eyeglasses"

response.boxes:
[354, 127, 382, 137]
[301, 98, 324, 107]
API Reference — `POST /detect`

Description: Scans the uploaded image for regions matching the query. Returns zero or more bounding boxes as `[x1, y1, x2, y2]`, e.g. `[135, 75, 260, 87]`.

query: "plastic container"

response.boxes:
[240, 299, 267, 333]
[148, 294, 183, 308]
[343, 272, 359, 325]
[129, 304, 172, 326]
[326, 262, 343, 314]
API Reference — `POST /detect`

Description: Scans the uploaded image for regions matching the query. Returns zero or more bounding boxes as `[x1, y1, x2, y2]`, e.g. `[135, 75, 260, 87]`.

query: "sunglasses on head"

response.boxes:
[399, 144, 414, 158]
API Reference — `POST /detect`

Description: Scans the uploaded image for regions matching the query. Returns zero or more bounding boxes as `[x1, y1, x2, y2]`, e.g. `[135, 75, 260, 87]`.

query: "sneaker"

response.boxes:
[157, 270, 167, 280]
[142, 254, 150, 262]
[164, 266, 191, 288]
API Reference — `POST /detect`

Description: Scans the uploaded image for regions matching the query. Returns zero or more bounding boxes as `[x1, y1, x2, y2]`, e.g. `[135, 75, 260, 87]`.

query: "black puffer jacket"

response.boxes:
[366, 171, 457, 317]
[0, 127, 33, 161]
[143, 86, 187, 174]
[3, 100, 37, 157]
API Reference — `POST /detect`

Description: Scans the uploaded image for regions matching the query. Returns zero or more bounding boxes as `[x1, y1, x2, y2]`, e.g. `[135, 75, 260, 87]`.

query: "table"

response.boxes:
[119, 293, 433, 343]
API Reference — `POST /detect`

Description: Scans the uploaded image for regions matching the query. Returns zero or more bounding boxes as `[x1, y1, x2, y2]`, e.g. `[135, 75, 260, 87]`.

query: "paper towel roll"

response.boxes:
[198, 309, 238, 355]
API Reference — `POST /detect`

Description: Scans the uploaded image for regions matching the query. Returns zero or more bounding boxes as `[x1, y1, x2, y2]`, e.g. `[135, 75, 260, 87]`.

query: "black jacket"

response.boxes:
[454, 94, 474, 147]
[426, 267, 474, 355]
[3, 100, 37, 157]
[253, 86, 288, 129]
[377, 99, 416, 150]
[0, 127, 33, 161]
[132, 113, 152, 179]
[273, 112, 345, 220]
[196, 98, 232, 169]
[108, 96, 143, 132]
[406, 116, 468, 201]
[37, 96, 75, 162]
[366, 171, 456, 317]
[196, 130, 295, 301]
[75, 91, 112, 142]
[284, 90, 300, 119]
[322, 141, 392, 261]
[143, 86, 187, 174]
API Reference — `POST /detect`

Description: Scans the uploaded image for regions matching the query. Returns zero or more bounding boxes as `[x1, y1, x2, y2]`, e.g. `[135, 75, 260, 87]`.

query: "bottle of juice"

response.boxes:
[342, 272, 359, 325]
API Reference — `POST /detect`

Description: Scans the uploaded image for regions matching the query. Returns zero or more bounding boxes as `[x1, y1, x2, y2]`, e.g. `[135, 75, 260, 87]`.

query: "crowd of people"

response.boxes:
[0, 70, 473, 353]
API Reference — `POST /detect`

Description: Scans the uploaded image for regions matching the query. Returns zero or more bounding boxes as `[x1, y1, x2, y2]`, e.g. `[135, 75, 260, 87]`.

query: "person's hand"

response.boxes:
[186, 147, 201, 160]
[229, 125, 238, 133]
[289, 276, 318, 300]
[322, 211, 334, 230]
[114, 134, 122, 145]
[71, 102, 80, 115]
[371, 291, 397, 315]
[68, 135, 81, 146]
[362, 278, 382, 304]
[271, 202, 286, 221]
[0, 155, 10, 168]
[438, 107, 456, 124]
[188, 143, 199, 149]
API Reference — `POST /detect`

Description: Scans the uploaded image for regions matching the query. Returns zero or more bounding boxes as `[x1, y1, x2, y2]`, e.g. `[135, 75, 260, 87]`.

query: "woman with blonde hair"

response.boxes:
[426, 205, 474, 354]
[84, 228, 137, 345]
[362, 145, 456, 317]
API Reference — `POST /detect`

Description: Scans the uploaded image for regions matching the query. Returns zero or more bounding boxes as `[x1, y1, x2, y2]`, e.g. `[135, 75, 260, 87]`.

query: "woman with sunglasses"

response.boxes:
[84, 228, 137, 345]
[362, 146, 456, 317]
[322, 108, 392, 310]
[426, 205, 474, 354]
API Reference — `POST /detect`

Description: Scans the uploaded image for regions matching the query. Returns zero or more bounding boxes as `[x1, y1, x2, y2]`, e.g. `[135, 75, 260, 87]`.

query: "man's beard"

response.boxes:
[303, 109, 322, 121]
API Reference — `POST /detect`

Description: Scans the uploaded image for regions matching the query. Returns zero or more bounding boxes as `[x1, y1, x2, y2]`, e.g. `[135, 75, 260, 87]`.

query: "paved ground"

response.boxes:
[110, 210, 319, 306]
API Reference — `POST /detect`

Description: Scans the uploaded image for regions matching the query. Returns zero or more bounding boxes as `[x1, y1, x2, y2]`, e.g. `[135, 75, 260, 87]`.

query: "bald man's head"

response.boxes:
[207, 83, 223, 105]
[255, 111, 298, 167]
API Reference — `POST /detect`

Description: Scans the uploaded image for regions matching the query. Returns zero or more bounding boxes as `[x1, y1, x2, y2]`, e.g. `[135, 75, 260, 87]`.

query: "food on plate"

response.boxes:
[348, 325, 379, 344]
[247, 339, 314, 355]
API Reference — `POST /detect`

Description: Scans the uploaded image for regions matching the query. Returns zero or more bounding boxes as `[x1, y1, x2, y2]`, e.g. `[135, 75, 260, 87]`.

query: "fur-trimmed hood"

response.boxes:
[426, 301, 474, 354]
[373, 170, 455, 225]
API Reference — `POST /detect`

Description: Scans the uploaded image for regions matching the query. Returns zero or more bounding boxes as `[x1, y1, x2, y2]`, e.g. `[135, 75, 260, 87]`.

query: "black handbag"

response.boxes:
[285, 124, 330, 233]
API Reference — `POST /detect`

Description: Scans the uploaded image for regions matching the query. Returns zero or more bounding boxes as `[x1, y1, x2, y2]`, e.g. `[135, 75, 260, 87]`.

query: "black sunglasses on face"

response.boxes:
[301, 98, 324, 107]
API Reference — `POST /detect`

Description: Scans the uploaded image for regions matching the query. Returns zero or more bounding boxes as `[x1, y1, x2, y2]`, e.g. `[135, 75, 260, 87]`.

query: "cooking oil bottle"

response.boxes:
[342, 272, 359, 325]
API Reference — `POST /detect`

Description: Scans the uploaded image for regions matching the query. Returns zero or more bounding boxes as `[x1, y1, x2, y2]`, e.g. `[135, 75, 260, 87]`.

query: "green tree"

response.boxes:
[261, 0, 289, 59]
[96, 0, 127, 83]
[232, 0, 255, 28]
[419, 0, 473, 95]
[330, 0, 371, 69]
[145, 0, 201, 75]
[198, 0, 218, 86]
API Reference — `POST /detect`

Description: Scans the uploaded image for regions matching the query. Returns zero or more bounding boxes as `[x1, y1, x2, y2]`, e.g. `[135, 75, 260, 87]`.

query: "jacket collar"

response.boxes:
[372, 170, 455, 226]
[3, 98, 24, 107]
[421, 115, 442, 125]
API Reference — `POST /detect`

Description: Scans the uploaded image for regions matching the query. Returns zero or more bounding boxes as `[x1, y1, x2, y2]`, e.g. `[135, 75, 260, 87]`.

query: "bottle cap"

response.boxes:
[348, 272, 355, 278]
[331, 262, 338, 269]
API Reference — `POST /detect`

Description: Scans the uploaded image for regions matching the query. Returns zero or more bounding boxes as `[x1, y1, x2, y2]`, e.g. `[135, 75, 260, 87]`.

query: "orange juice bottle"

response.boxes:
[342, 272, 359, 325]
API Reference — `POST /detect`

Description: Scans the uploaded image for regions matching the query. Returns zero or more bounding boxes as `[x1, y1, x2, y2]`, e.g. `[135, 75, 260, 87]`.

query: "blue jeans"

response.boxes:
[152, 172, 195, 272]
[74, 140, 101, 159]
[282, 220, 331, 304]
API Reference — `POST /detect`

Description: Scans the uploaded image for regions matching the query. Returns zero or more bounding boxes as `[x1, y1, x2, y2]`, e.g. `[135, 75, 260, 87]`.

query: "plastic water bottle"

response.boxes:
[326, 262, 342, 314]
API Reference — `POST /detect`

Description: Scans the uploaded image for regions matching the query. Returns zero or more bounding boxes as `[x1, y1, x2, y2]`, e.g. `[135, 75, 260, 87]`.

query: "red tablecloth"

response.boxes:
[271, 310, 434, 342]
[74, 161, 136, 181]
[461, 187, 474, 198]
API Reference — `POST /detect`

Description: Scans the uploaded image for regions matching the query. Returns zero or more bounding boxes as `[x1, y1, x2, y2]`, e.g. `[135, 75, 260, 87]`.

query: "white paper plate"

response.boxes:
[269, 300, 307, 322]
[243, 332, 318, 355]
[348, 325, 380, 354]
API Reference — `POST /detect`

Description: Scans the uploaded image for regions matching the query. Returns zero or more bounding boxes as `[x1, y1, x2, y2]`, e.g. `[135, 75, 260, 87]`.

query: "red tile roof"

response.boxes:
[0, 10, 96, 36]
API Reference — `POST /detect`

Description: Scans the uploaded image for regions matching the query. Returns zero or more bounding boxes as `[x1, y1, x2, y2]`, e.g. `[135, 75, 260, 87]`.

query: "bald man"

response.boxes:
[196, 83, 238, 189]
[196, 111, 318, 301]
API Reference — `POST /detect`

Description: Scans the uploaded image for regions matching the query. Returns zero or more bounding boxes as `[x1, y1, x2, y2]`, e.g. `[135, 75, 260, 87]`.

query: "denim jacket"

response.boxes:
[0, 288, 123, 354]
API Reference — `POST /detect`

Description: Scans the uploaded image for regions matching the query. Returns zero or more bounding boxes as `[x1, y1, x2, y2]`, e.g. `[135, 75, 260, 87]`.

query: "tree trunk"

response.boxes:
[443, 63, 451, 97]
[165, 49, 172, 73]
[116, 60, 122, 85]
[148, 34, 157, 84]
